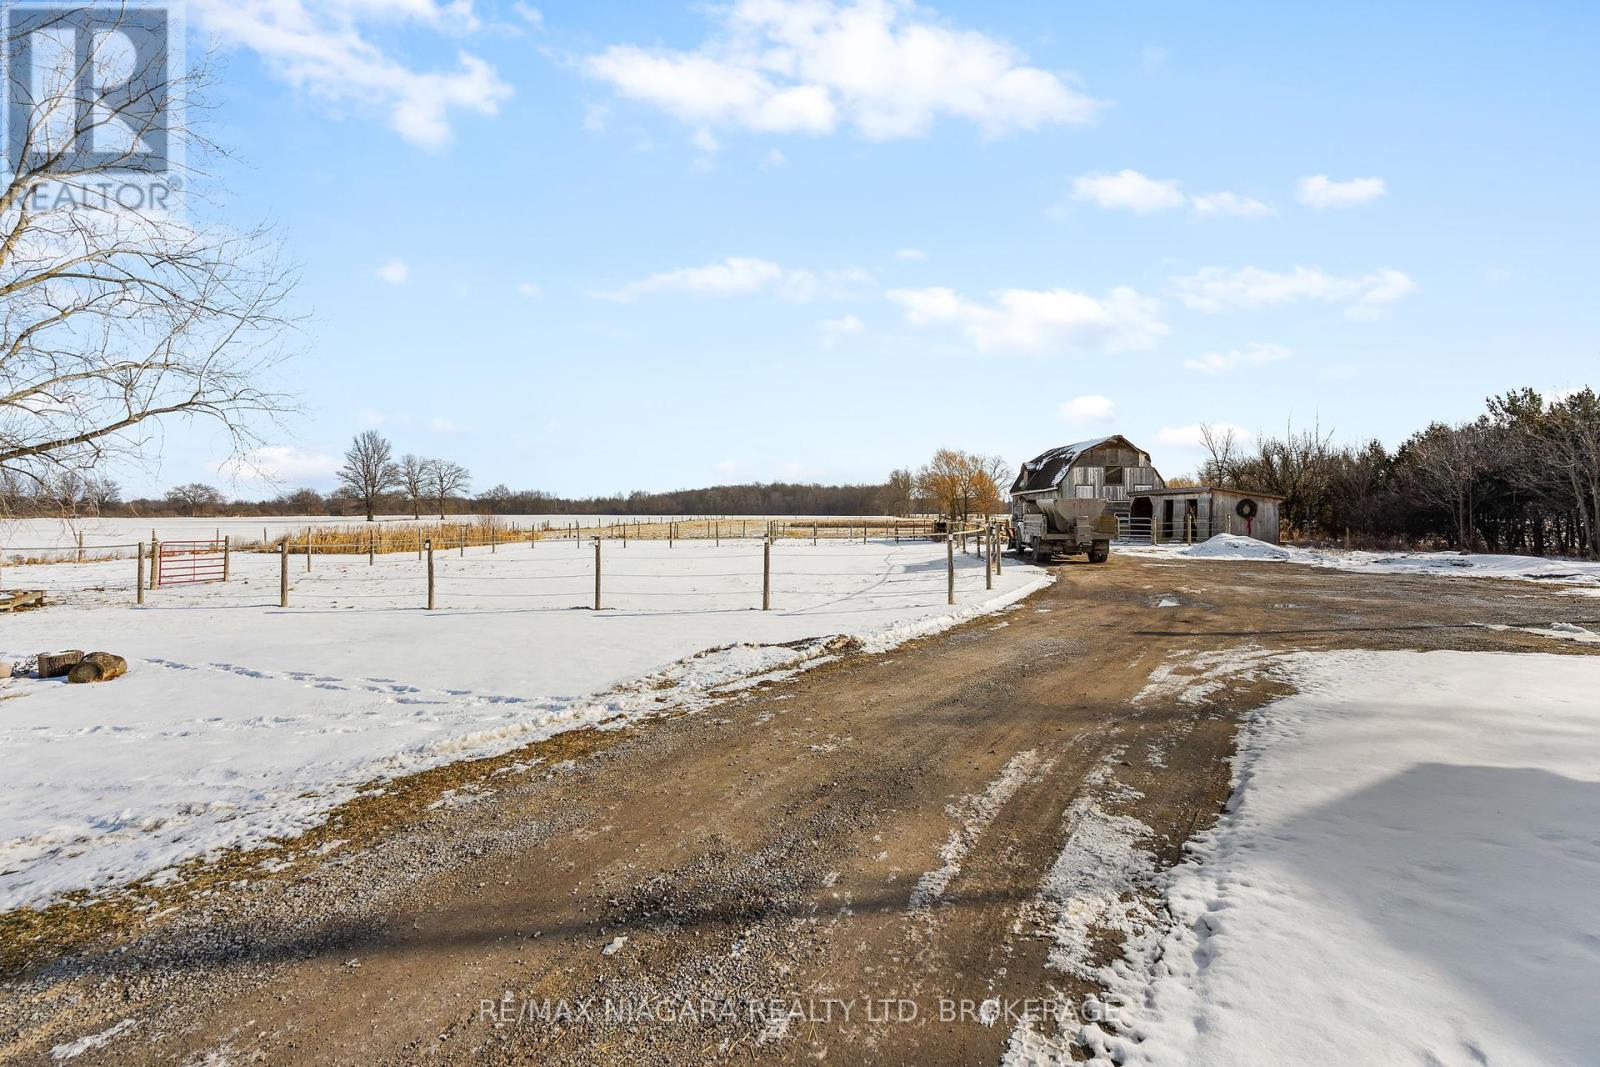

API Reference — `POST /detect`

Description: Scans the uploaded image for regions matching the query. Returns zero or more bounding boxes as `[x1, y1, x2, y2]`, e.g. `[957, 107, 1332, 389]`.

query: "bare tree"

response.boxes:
[915, 449, 1008, 522]
[883, 468, 916, 515]
[0, 14, 297, 492]
[164, 482, 223, 516]
[277, 487, 325, 516]
[424, 459, 471, 518]
[1198, 423, 1244, 486]
[1403, 421, 1486, 550]
[85, 475, 121, 513]
[398, 454, 429, 519]
[336, 430, 398, 521]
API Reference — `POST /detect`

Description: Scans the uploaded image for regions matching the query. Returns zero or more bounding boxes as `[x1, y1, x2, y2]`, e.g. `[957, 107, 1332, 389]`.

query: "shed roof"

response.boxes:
[1011, 436, 1139, 494]
[1135, 485, 1286, 501]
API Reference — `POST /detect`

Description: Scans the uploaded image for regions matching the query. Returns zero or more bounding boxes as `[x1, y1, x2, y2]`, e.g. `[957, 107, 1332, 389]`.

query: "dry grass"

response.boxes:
[252, 516, 950, 554]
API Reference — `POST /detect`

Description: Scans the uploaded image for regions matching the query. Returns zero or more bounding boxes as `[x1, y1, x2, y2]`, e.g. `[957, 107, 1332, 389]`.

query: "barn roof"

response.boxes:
[1011, 436, 1140, 494]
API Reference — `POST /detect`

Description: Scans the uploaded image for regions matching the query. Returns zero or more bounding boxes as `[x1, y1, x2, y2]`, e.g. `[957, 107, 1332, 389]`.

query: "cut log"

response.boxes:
[38, 650, 83, 678]
[67, 652, 128, 684]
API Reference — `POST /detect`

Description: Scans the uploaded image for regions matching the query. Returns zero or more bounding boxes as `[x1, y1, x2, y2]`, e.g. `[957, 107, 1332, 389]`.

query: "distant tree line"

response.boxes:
[1194, 387, 1600, 555]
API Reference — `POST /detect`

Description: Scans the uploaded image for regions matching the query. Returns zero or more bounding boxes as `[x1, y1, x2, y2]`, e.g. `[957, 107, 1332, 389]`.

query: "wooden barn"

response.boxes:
[1010, 436, 1166, 517]
[1011, 436, 1285, 545]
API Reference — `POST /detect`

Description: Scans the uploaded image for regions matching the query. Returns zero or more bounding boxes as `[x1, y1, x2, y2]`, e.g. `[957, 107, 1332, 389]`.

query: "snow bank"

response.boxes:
[1178, 534, 1291, 561]
[1092, 649, 1600, 1066]
[0, 541, 1048, 910]
[1132, 536, 1600, 588]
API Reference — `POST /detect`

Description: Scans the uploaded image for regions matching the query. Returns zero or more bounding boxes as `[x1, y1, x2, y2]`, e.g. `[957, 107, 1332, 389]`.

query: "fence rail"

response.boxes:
[5, 523, 1012, 613]
[1115, 516, 1215, 545]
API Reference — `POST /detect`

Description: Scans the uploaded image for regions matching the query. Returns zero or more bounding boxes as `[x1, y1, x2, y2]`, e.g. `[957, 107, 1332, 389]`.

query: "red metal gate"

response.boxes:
[157, 540, 226, 585]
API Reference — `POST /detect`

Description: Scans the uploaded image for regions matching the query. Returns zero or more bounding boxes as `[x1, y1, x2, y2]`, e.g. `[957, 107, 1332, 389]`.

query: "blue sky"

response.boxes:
[142, 0, 1599, 500]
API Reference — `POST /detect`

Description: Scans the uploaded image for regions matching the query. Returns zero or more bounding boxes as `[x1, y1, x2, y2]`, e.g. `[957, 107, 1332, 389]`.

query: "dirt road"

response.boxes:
[6, 554, 1595, 1065]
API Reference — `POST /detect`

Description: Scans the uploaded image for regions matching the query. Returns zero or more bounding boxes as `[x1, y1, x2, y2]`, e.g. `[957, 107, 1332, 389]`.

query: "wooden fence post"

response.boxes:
[425, 539, 435, 610]
[151, 537, 161, 589]
[593, 538, 602, 610]
[223, 536, 231, 582]
[136, 542, 145, 605]
[76, 530, 84, 564]
[946, 534, 955, 606]
[762, 538, 771, 611]
[305, 528, 312, 572]
[279, 542, 288, 608]
[985, 527, 994, 590]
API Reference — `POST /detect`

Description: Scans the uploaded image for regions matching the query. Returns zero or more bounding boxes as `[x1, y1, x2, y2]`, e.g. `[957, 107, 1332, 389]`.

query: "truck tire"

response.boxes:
[1032, 540, 1052, 565]
[1088, 540, 1109, 564]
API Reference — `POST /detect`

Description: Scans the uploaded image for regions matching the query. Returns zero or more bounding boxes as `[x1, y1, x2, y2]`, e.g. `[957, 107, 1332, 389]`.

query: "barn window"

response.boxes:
[1074, 485, 1096, 498]
[1104, 465, 1125, 485]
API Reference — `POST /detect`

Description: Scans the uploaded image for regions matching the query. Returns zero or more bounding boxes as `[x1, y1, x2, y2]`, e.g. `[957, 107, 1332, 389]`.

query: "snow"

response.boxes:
[49, 1018, 137, 1061]
[1088, 649, 1600, 1067]
[0, 514, 890, 557]
[1176, 534, 1290, 561]
[911, 750, 1043, 910]
[0, 540, 1047, 910]
[1126, 534, 1600, 588]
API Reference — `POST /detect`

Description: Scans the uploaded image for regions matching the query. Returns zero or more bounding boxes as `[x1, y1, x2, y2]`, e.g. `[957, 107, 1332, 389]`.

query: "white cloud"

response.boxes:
[1060, 394, 1116, 422]
[1191, 191, 1275, 218]
[193, 0, 512, 149]
[512, 2, 542, 29]
[895, 248, 928, 260]
[1296, 174, 1386, 210]
[818, 313, 864, 348]
[692, 127, 721, 154]
[888, 284, 1167, 354]
[1182, 342, 1291, 374]
[1173, 265, 1416, 317]
[516, 281, 542, 299]
[584, 0, 1100, 142]
[376, 258, 410, 284]
[215, 445, 341, 485]
[1156, 423, 1253, 449]
[599, 257, 872, 303]
[1071, 170, 1273, 218]
[1072, 169, 1185, 214]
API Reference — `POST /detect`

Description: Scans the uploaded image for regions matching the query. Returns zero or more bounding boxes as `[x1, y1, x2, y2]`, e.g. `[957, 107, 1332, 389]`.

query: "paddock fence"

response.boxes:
[2, 522, 1014, 615]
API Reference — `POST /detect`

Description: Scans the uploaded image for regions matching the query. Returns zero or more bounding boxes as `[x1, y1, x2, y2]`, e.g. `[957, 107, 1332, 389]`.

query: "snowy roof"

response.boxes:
[1011, 436, 1129, 494]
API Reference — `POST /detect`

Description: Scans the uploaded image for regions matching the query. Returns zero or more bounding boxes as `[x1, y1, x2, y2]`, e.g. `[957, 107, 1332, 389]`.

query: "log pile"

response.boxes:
[67, 653, 128, 684]
[34, 650, 128, 683]
[37, 650, 83, 678]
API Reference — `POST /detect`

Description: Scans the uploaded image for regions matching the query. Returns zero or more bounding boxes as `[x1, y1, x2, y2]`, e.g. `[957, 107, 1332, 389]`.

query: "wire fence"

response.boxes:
[2, 525, 1014, 615]
[1, 516, 982, 565]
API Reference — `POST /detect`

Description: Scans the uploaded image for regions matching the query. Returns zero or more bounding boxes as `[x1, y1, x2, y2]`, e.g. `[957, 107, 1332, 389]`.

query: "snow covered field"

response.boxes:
[0, 514, 885, 556]
[0, 540, 1046, 910]
[1129, 533, 1600, 589]
[1088, 650, 1600, 1067]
